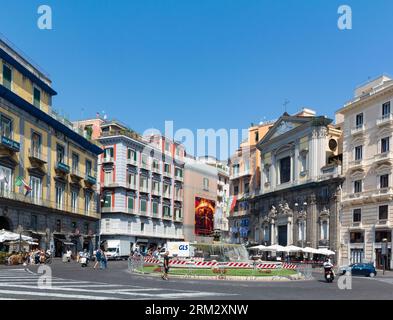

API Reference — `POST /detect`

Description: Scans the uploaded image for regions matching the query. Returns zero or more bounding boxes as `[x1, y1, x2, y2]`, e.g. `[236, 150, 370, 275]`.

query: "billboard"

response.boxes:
[167, 242, 191, 257]
[195, 197, 216, 236]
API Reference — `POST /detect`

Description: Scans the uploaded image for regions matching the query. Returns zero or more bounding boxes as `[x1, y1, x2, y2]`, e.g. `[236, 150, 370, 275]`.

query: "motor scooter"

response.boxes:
[80, 253, 89, 267]
[324, 266, 335, 283]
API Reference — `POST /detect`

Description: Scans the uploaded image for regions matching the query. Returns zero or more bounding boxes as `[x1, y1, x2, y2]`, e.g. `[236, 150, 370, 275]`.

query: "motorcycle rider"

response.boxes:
[323, 258, 335, 281]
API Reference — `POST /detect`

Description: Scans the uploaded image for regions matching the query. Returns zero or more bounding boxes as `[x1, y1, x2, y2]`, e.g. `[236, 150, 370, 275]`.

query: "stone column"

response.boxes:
[271, 153, 277, 189]
[294, 142, 299, 184]
[287, 220, 292, 245]
[308, 194, 317, 248]
[270, 221, 275, 244]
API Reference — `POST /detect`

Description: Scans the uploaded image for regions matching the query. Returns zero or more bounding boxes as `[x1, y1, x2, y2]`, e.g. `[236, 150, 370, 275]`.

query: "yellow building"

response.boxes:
[0, 38, 102, 256]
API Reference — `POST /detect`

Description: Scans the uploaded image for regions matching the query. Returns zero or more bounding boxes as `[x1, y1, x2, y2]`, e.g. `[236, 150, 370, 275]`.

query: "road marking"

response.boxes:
[0, 289, 121, 300]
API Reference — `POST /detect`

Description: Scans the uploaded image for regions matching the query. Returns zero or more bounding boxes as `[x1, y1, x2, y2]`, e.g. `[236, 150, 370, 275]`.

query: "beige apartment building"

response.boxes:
[337, 75, 393, 269]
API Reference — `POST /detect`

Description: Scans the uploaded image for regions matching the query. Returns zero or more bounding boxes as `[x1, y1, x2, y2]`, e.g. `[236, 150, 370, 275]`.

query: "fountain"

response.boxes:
[190, 243, 250, 262]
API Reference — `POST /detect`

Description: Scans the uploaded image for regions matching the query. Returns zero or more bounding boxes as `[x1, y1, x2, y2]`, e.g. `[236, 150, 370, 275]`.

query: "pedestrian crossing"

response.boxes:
[0, 268, 235, 300]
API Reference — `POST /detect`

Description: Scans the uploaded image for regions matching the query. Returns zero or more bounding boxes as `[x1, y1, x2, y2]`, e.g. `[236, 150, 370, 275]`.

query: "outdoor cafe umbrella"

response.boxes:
[316, 248, 335, 256]
[0, 229, 34, 243]
[248, 245, 267, 250]
[283, 245, 303, 253]
[264, 244, 286, 252]
[302, 247, 319, 254]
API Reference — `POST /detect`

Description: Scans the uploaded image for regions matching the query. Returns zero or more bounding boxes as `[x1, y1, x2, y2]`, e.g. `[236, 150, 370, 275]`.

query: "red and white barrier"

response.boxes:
[141, 257, 297, 269]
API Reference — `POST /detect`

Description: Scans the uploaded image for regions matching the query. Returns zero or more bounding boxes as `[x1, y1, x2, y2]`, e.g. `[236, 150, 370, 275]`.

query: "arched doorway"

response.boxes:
[0, 216, 11, 231]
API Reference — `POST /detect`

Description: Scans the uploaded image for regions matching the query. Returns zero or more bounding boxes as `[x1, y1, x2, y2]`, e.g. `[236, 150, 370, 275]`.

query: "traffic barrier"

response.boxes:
[141, 257, 296, 269]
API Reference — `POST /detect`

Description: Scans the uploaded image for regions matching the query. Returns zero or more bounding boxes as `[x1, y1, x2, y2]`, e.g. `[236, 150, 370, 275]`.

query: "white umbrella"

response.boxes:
[0, 229, 34, 242]
[284, 245, 303, 253]
[248, 245, 266, 250]
[302, 247, 319, 254]
[316, 248, 335, 256]
[264, 244, 286, 252]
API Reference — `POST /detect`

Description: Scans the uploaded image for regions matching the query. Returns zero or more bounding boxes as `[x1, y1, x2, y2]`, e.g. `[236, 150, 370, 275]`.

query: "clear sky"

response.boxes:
[1, 0, 393, 158]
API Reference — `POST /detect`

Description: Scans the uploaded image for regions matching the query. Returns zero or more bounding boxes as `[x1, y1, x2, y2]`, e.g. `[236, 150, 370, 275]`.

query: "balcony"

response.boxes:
[126, 183, 137, 190]
[351, 124, 365, 136]
[140, 162, 150, 170]
[174, 193, 183, 201]
[126, 158, 138, 166]
[377, 113, 393, 127]
[174, 215, 183, 222]
[139, 210, 149, 217]
[348, 159, 365, 170]
[85, 173, 97, 186]
[102, 156, 114, 164]
[0, 136, 20, 152]
[151, 166, 161, 174]
[174, 174, 183, 182]
[55, 162, 70, 175]
[28, 148, 47, 165]
[163, 191, 171, 199]
[374, 151, 393, 165]
[320, 164, 341, 179]
[102, 181, 119, 188]
[70, 167, 84, 184]
[163, 171, 172, 178]
[230, 169, 251, 180]
[139, 186, 149, 193]
[151, 189, 161, 196]
[162, 214, 172, 221]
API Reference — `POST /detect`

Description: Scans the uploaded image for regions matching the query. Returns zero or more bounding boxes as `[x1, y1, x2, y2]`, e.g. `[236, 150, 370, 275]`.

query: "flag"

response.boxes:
[15, 177, 32, 196]
[230, 196, 237, 213]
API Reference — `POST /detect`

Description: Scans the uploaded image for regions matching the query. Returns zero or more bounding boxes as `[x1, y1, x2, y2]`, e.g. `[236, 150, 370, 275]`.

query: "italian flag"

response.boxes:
[15, 176, 32, 196]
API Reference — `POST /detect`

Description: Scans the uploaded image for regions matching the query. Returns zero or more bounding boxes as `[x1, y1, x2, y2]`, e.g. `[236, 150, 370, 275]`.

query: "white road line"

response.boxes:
[0, 289, 121, 300]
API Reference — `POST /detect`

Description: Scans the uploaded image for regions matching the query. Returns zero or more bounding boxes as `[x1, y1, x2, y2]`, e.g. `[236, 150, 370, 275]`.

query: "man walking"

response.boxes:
[162, 251, 170, 280]
[94, 248, 102, 269]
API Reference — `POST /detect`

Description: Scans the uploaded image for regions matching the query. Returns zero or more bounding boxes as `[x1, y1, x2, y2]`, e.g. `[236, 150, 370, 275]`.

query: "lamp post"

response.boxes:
[16, 225, 23, 253]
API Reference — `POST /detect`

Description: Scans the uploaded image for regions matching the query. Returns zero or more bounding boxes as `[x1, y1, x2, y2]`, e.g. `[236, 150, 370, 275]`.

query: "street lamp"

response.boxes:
[16, 225, 23, 253]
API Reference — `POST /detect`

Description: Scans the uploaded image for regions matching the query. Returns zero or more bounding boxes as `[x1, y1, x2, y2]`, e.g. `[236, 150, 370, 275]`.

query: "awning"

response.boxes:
[0, 229, 34, 242]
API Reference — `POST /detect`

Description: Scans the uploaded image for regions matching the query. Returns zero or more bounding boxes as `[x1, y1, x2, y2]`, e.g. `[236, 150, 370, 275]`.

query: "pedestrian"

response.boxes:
[94, 248, 102, 269]
[162, 251, 170, 280]
[101, 250, 108, 269]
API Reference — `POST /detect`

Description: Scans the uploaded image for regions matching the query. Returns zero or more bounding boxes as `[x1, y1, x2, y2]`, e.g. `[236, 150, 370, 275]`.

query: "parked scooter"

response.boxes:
[79, 251, 89, 267]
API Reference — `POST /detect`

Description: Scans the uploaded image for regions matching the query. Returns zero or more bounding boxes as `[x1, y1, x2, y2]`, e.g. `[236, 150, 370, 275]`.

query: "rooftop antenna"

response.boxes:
[283, 99, 290, 113]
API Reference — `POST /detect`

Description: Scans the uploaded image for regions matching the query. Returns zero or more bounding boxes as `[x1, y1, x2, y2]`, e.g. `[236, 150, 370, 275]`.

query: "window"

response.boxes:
[232, 164, 239, 176]
[350, 249, 364, 264]
[350, 231, 364, 243]
[355, 113, 363, 127]
[141, 222, 145, 233]
[164, 163, 171, 174]
[380, 174, 389, 189]
[31, 132, 41, 156]
[0, 166, 12, 194]
[72, 153, 79, 173]
[175, 207, 182, 219]
[152, 181, 160, 193]
[163, 184, 170, 196]
[354, 146, 363, 161]
[31, 215, 38, 231]
[0, 115, 12, 139]
[104, 147, 114, 159]
[175, 186, 181, 198]
[71, 221, 77, 233]
[103, 193, 112, 208]
[30, 176, 41, 202]
[84, 192, 91, 213]
[152, 202, 159, 215]
[203, 178, 209, 191]
[84, 223, 89, 235]
[2, 64, 12, 90]
[55, 219, 61, 233]
[56, 144, 65, 164]
[234, 185, 239, 195]
[127, 196, 134, 210]
[244, 182, 250, 194]
[140, 176, 148, 190]
[85, 160, 92, 176]
[141, 154, 149, 166]
[152, 159, 160, 170]
[279, 156, 291, 184]
[140, 199, 147, 212]
[175, 167, 183, 178]
[127, 172, 136, 187]
[127, 148, 137, 161]
[353, 209, 361, 222]
[354, 180, 362, 193]
[381, 137, 390, 153]
[33, 87, 41, 108]
[379, 205, 388, 220]
[71, 189, 78, 212]
[375, 230, 392, 242]
[163, 205, 171, 217]
[298, 221, 306, 241]
[321, 221, 328, 240]
[55, 184, 64, 209]
[382, 101, 391, 118]
[255, 131, 259, 143]
[104, 170, 113, 184]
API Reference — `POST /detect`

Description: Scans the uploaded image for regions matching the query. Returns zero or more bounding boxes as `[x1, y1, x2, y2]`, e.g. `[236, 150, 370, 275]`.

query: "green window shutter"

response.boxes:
[128, 197, 134, 209]
[3, 65, 11, 90]
[104, 195, 111, 207]
[33, 88, 41, 108]
[141, 200, 147, 212]
[153, 202, 158, 214]
[134, 151, 137, 161]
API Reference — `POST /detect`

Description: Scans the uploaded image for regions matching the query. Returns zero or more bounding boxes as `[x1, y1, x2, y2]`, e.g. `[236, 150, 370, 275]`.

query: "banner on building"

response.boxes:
[195, 197, 216, 236]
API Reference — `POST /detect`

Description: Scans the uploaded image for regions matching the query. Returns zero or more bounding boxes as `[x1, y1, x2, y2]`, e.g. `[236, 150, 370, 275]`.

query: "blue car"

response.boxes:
[339, 263, 377, 277]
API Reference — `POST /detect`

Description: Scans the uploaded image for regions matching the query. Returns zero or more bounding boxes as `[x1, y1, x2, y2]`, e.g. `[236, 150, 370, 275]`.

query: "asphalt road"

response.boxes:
[0, 259, 392, 300]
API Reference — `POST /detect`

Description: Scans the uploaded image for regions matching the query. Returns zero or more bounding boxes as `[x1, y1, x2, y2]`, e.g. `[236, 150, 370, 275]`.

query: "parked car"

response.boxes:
[338, 263, 377, 277]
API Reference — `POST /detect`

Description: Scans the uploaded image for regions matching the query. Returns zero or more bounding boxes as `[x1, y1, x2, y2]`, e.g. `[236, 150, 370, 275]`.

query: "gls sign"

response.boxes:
[167, 242, 190, 257]
[179, 244, 189, 251]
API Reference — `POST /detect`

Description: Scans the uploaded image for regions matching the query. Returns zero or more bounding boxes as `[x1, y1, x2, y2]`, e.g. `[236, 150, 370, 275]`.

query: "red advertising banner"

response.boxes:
[195, 197, 216, 236]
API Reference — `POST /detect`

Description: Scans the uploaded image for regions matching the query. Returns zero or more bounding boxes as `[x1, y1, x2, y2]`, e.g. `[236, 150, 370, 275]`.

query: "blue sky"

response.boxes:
[1, 0, 393, 158]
